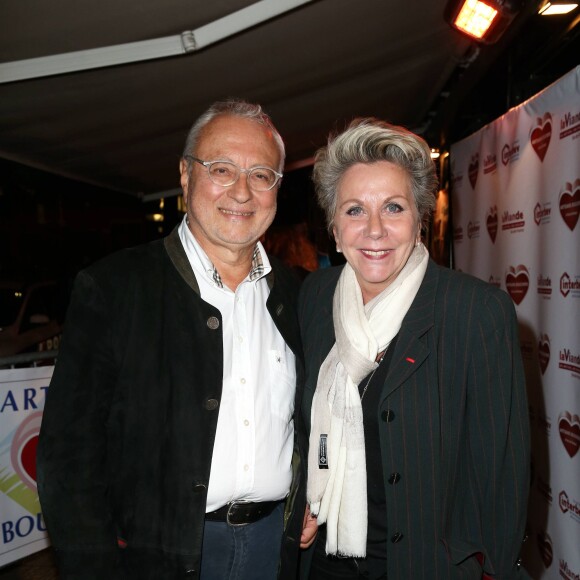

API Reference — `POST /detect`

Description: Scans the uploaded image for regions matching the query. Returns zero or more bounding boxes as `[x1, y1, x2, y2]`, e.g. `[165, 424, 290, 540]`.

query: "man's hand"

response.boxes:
[300, 504, 318, 549]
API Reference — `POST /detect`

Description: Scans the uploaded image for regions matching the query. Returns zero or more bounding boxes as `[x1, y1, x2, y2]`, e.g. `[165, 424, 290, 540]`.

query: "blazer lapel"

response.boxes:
[164, 226, 201, 295]
[380, 260, 438, 401]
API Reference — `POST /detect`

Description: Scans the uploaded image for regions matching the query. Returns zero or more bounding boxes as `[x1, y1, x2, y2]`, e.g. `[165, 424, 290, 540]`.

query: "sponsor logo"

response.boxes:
[559, 347, 580, 378]
[501, 209, 525, 233]
[559, 179, 580, 231]
[537, 274, 552, 299]
[505, 265, 529, 305]
[559, 490, 580, 523]
[530, 113, 552, 161]
[0, 410, 45, 524]
[483, 153, 497, 174]
[10, 412, 42, 494]
[467, 220, 480, 239]
[468, 154, 479, 189]
[538, 334, 550, 374]
[486, 206, 498, 243]
[560, 109, 580, 140]
[559, 560, 580, 580]
[559, 412, 580, 458]
[560, 272, 580, 298]
[537, 531, 553, 568]
[453, 226, 463, 242]
[501, 140, 520, 166]
[534, 202, 551, 226]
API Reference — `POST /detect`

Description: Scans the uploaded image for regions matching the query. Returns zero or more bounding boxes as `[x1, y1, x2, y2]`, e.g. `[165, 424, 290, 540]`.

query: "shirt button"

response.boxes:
[391, 532, 404, 543]
[206, 316, 220, 330]
[381, 409, 395, 422]
[243, 464, 249, 471]
[244, 419, 250, 426]
[388, 472, 401, 484]
[240, 378, 246, 384]
[238, 336, 243, 343]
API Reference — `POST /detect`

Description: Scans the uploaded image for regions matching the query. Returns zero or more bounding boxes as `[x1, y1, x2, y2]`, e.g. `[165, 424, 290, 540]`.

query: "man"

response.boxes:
[37, 99, 307, 579]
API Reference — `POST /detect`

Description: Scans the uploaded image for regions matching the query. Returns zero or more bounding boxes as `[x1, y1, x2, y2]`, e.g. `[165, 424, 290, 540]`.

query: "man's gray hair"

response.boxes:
[182, 99, 285, 171]
[313, 118, 438, 234]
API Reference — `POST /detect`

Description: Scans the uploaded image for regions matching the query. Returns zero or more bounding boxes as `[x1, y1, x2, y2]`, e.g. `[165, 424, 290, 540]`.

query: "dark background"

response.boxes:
[1, 6, 578, 287]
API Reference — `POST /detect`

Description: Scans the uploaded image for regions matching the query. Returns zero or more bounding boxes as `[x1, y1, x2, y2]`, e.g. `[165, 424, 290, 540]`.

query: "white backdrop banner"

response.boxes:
[0, 366, 53, 567]
[451, 66, 580, 580]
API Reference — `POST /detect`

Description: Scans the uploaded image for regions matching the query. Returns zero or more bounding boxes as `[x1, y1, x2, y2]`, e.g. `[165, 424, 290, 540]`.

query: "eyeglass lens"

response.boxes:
[207, 161, 278, 191]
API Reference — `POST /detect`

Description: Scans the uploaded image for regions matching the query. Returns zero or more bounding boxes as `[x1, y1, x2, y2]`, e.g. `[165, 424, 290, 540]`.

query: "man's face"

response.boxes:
[179, 115, 281, 260]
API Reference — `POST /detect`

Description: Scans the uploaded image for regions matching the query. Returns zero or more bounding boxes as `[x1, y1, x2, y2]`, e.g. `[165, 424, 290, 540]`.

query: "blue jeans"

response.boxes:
[200, 503, 284, 580]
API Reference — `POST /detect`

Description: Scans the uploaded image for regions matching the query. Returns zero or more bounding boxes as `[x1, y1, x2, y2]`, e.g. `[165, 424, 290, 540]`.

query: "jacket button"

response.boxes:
[388, 472, 401, 484]
[192, 483, 207, 493]
[391, 532, 404, 543]
[207, 316, 220, 330]
[185, 569, 196, 576]
[204, 398, 219, 411]
[381, 409, 395, 422]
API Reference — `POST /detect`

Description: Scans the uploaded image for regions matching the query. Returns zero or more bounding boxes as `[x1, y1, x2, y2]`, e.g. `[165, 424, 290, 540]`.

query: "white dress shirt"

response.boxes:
[178, 217, 296, 511]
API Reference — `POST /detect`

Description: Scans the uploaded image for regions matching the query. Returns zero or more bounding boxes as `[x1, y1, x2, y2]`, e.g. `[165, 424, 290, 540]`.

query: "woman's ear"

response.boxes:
[332, 226, 341, 253]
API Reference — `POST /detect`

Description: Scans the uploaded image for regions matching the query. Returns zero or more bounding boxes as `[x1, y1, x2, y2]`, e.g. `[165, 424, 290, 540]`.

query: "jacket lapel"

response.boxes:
[380, 260, 438, 401]
[164, 226, 201, 295]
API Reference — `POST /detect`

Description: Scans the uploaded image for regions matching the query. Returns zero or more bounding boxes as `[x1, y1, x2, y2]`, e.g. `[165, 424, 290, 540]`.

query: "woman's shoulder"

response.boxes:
[300, 265, 343, 295]
[431, 262, 515, 314]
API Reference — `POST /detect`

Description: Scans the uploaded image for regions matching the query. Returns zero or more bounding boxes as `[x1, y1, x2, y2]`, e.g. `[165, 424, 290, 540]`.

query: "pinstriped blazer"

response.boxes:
[298, 260, 531, 579]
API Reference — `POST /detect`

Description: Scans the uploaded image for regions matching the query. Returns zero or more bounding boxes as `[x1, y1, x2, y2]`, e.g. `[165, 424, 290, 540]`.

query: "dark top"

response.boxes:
[359, 333, 399, 561]
[299, 261, 530, 579]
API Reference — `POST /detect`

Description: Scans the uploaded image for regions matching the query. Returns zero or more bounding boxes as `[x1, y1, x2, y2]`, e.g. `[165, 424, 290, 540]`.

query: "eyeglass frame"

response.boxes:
[183, 155, 283, 191]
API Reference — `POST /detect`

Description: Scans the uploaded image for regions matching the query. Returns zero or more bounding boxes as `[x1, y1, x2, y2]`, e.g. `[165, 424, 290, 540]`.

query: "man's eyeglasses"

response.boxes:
[184, 155, 282, 192]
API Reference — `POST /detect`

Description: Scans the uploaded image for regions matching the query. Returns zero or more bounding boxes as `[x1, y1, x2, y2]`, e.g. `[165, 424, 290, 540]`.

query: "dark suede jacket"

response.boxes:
[37, 228, 306, 579]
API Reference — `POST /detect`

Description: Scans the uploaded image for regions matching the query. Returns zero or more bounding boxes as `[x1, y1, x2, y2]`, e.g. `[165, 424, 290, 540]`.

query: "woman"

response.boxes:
[298, 119, 530, 579]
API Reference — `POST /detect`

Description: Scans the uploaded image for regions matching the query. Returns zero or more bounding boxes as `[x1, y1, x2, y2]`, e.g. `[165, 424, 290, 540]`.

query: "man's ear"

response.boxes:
[179, 159, 189, 202]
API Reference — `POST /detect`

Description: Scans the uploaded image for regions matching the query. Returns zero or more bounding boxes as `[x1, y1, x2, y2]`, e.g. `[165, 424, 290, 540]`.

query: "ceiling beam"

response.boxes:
[0, 0, 314, 84]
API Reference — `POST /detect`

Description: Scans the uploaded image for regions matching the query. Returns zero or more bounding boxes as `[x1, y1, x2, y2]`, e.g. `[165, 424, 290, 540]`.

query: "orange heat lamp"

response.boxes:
[444, 0, 520, 43]
[454, 0, 499, 39]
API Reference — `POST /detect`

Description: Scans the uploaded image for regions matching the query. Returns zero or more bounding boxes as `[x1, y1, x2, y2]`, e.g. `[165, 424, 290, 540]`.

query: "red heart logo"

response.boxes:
[10, 410, 43, 492]
[559, 180, 580, 231]
[531, 114, 552, 162]
[537, 532, 553, 568]
[538, 336, 550, 375]
[505, 266, 529, 305]
[20, 435, 39, 483]
[486, 208, 498, 243]
[559, 412, 580, 458]
[468, 155, 478, 189]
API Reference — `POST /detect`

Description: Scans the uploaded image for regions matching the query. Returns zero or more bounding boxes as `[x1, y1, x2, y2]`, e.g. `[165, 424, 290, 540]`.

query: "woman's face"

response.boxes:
[333, 161, 421, 304]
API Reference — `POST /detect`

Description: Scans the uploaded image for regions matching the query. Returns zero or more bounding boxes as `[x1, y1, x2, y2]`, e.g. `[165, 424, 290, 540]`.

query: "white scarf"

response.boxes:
[307, 243, 429, 557]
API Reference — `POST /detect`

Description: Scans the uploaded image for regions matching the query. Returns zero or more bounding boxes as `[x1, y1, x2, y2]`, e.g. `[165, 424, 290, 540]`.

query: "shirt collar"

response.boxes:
[178, 215, 271, 289]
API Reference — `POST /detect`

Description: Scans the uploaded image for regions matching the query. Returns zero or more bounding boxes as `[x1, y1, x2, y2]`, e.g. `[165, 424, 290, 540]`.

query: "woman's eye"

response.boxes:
[385, 202, 403, 213]
[346, 206, 363, 216]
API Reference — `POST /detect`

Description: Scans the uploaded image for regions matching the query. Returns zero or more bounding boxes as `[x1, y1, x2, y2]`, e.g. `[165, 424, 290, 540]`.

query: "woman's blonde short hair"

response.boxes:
[313, 118, 438, 233]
